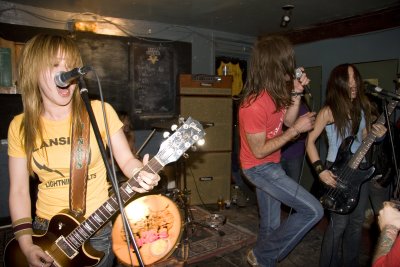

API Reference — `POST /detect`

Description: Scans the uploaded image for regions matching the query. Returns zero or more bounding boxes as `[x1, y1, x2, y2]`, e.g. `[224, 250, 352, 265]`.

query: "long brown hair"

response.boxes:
[18, 34, 84, 175]
[324, 63, 372, 139]
[240, 35, 295, 111]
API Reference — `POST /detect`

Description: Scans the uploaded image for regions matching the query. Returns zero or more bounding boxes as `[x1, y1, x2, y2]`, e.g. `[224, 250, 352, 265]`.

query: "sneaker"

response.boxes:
[247, 249, 260, 266]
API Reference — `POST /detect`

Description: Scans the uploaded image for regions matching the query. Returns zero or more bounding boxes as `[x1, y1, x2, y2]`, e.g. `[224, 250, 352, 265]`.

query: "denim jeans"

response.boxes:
[33, 217, 114, 267]
[281, 155, 304, 183]
[243, 162, 323, 267]
[319, 181, 370, 267]
[319, 160, 371, 267]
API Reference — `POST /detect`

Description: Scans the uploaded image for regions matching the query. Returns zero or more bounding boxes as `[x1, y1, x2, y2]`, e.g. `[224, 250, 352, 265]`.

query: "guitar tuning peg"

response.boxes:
[178, 116, 185, 125]
[163, 131, 171, 139]
[197, 138, 205, 146]
[183, 152, 189, 159]
[191, 145, 197, 152]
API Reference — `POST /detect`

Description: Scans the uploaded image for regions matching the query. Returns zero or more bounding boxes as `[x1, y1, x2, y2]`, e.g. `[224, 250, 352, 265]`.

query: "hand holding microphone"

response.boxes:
[295, 68, 312, 97]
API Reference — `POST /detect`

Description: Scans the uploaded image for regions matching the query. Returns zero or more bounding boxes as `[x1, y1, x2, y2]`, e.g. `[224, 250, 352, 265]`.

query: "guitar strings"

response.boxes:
[323, 133, 377, 212]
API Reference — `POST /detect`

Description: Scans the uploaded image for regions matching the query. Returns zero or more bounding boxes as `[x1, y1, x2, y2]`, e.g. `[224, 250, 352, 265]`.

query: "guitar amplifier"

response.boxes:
[181, 152, 232, 205]
[178, 74, 233, 204]
[179, 74, 232, 96]
[179, 74, 233, 152]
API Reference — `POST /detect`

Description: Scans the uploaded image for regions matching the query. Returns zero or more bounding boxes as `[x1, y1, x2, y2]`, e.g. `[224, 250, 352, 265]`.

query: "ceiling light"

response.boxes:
[280, 4, 294, 28]
[283, 15, 291, 22]
[73, 20, 98, 32]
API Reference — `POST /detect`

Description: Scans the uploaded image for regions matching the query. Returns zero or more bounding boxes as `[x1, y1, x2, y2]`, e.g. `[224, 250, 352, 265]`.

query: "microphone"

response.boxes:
[364, 82, 400, 101]
[364, 83, 383, 94]
[54, 66, 92, 88]
[295, 68, 312, 97]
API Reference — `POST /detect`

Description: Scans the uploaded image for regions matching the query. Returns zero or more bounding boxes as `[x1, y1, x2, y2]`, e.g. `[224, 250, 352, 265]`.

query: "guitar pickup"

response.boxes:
[55, 236, 78, 259]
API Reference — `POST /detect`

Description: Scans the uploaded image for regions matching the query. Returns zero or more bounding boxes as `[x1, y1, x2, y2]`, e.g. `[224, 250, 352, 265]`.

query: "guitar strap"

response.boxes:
[69, 107, 90, 216]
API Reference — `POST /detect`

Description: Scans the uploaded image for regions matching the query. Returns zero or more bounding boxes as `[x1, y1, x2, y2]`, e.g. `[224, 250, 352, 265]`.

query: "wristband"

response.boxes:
[12, 217, 33, 239]
[312, 160, 326, 175]
[291, 91, 304, 97]
[374, 133, 386, 143]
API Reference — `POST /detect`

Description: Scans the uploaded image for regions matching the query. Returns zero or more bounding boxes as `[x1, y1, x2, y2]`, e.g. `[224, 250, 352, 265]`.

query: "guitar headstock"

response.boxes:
[156, 117, 205, 166]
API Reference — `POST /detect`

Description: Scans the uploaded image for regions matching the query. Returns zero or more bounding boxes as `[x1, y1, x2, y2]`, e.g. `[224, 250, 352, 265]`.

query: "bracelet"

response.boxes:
[291, 91, 304, 97]
[312, 160, 326, 175]
[374, 133, 386, 143]
[12, 217, 33, 239]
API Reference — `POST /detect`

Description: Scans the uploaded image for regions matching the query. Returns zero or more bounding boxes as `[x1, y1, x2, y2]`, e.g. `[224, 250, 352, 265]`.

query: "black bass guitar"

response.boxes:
[319, 98, 398, 214]
[4, 117, 205, 267]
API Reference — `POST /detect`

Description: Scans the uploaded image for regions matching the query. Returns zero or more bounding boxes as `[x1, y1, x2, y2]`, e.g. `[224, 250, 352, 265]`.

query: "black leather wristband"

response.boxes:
[312, 160, 326, 175]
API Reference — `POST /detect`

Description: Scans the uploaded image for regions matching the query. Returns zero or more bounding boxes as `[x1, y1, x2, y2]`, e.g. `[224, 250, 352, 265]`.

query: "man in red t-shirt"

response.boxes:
[239, 35, 323, 267]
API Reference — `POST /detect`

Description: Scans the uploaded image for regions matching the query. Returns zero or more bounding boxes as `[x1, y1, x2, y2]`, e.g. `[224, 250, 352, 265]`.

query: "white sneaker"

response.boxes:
[247, 249, 260, 266]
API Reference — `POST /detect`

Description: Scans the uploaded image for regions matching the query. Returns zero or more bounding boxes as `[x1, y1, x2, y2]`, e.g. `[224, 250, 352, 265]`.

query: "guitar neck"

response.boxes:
[348, 99, 398, 169]
[53, 116, 205, 255]
[65, 157, 163, 249]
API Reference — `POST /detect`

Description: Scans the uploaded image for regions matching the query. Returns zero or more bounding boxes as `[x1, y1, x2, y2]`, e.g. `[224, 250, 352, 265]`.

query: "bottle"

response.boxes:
[217, 196, 224, 211]
[231, 185, 239, 205]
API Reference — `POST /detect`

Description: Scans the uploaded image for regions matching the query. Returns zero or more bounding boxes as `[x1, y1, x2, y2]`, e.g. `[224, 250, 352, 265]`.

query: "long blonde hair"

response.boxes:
[18, 34, 84, 175]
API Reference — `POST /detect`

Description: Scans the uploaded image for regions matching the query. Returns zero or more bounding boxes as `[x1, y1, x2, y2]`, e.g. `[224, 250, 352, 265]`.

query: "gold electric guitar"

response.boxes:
[4, 117, 205, 267]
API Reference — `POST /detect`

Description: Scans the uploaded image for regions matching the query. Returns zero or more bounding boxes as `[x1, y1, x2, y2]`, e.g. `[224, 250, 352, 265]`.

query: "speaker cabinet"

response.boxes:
[179, 74, 232, 152]
[180, 96, 232, 152]
[179, 75, 233, 205]
[182, 152, 231, 205]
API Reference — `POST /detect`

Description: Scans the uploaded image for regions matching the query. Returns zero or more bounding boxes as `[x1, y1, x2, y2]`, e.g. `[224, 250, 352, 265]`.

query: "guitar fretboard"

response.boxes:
[65, 158, 163, 250]
[348, 99, 398, 169]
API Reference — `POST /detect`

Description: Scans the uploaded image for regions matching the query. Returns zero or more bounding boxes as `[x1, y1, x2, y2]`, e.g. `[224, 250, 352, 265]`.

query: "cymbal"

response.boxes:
[151, 118, 214, 130]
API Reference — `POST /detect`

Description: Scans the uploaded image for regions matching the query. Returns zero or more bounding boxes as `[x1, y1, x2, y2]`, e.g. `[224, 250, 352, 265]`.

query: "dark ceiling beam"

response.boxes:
[267, 5, 400, 44]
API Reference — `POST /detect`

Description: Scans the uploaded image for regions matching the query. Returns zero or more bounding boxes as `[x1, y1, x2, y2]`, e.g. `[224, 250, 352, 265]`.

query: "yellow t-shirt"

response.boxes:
[8, 100, 123, 220]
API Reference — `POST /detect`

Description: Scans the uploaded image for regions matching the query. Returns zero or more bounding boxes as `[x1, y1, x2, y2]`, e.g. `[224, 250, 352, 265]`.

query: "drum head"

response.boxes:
[112, 194, 182, 266]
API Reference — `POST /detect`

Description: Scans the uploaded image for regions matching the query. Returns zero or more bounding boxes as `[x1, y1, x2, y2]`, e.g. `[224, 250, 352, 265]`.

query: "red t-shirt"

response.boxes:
[373, 236, 400, 267]
[239, 91, 285, 169]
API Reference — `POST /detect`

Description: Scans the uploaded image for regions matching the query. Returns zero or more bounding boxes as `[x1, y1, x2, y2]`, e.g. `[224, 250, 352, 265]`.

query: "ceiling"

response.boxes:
[4, 0, 400, 39]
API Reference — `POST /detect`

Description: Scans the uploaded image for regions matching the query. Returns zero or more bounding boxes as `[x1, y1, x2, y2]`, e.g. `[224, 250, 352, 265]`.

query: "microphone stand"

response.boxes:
[370, 90, 400, 101]
[381, 98, 400, 198]
[78, 77, 145, 267]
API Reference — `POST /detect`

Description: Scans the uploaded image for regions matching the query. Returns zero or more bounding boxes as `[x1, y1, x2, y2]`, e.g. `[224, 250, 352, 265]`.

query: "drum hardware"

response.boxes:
[175, 154, 226, 248]
[110, 117, 207, 266]
[151, 116, 224, 262]
[135, 128, 156, 158]
[205, 213, 226, 229]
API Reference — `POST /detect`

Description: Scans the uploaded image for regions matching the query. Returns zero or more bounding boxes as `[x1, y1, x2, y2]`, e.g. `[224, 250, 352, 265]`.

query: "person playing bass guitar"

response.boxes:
[306, 63, 386, 267]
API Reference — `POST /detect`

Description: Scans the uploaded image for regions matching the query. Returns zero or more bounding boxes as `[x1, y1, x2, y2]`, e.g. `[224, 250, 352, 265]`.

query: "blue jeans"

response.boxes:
[33, 217, 114, 266]
[243, 162, 323, 267]
[89, 222, 114, 267]
[281, 155, 304, 183]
